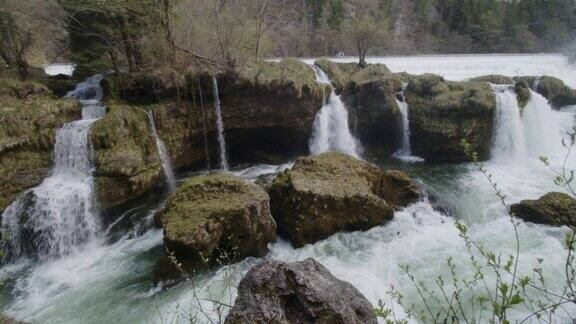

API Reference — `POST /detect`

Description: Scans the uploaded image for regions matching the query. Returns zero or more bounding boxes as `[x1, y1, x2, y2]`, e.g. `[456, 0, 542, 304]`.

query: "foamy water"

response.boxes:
[3, 55, 576, 323]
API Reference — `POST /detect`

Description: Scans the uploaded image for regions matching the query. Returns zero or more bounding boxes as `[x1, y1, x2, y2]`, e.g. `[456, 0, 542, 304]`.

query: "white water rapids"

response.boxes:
[1, 55, 576, 323]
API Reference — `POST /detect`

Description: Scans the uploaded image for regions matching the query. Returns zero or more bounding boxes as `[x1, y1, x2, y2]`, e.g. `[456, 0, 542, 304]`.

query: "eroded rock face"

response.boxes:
[405, 74, 496, 162]
[268, 152, 419, 247]
[154, 173, 276, 282]
[225, 258, 376, 324]
[511, 192, 576, 226]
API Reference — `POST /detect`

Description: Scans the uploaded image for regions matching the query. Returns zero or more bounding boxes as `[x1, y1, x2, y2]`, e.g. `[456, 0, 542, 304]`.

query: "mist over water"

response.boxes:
[3, 55, 576, 323]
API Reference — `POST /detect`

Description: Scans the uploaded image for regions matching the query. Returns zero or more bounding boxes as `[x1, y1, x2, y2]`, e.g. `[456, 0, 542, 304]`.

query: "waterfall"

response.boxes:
[309, 66, 361, 158]
[312, 65, 331, 85]
[146, 110, 176, 192]
[212, 77, 229, 171]
[491, 85, 527, 162]
[522, 90, 569, 158]
[490, 85, 572, 164]
[1, 76, 106, 261]
[392, 85, 424, 162]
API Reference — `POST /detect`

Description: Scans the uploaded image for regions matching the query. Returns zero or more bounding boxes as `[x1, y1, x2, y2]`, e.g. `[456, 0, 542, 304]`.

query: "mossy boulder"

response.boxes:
[0, 75, 81, 214]
[154, 173, 276, 281]
[533, 76, 576, 108]
[91, 103, 163, 211]
[268, 152, 419, 247]
[405, 75, 496, 162]
[510, 192, 576, 227]
[225, 258, 376, 324]
[314, 60, 403, 150]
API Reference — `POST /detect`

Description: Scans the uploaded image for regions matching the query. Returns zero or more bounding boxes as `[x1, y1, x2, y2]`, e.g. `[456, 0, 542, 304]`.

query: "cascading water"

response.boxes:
[490, 85, 527, 162]
[212, 77, 229, 171]
[309, 66, 361, 158]
[146, 110, 176, 192]
[3, 55, 576, 324]
[392, 84, 423, 162]
[1, 76, 106, 261]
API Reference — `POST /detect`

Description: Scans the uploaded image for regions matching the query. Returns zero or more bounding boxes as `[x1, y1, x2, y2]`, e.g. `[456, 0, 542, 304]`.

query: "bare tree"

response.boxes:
[345, 0, 387, 68]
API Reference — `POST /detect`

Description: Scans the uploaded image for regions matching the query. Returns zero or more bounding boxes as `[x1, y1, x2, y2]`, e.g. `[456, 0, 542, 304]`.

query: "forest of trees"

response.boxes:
[1, 0, 575, 76]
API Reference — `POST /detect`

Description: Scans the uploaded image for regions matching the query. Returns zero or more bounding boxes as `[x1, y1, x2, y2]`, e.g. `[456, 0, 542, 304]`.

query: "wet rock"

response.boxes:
[90, 104, 163, 212]
[46, 74, 77, 97]
[514, 80, 531, 109]
[533, 76, 576, 108]
[405, 75, 496, 162]
[154, 173, 276, 282]
[510, 192, 576, 226]
[268, 152, 419, 247]
[315, 59, 402, 151]
[225, 258, 376, 324]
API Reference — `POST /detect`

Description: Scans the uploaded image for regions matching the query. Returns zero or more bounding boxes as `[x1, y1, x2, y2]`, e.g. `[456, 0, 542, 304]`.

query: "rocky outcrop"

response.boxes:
[90, 103, 163, 212]
[225, 258, 376, 324]
[93, 60, 327, 211]
[268, 152, 419, 247]
[315, 59, 403, 150]
[532, 76, 576, 108]
[154, 173, 276, 282]
[0, 76, 82, 214]
[511, 192, 576, 227]
[405, 74, 496, 162]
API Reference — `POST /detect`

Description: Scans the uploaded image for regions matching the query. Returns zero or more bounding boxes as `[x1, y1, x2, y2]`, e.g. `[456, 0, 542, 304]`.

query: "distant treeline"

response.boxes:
[1, 0, 575, 77]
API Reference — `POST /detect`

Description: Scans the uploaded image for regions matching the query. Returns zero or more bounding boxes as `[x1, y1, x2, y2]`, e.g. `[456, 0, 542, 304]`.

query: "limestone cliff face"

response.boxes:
[0, 75, 82, 214]
[92, 59, 326, 211]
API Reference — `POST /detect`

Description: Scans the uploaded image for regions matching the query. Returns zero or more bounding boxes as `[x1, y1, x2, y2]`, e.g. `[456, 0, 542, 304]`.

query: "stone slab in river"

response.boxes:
[511, 192, 576, 227]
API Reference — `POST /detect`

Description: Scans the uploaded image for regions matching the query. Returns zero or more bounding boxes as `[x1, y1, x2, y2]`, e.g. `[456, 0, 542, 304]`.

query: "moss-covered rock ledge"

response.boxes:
[90, 102, 163, 212]
[0, 75, 81, 214]
[405, 74, 496, 162]
[315, 59, 403, 150]
[154, 173, 276, 282]
[268, 152, 420, 247]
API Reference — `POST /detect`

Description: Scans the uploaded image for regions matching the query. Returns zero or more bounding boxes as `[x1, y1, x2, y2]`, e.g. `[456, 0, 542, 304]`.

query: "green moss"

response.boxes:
[314, 59, 393, 91]
[161, 173, 268, 238]
[537, 76, 576, 108]
[240, 59, 327, 99]
[470, 75, 514, 84]
[90, 102, 163, 210]
[91, 102, 159, 178]
[0, 72, 82, 212]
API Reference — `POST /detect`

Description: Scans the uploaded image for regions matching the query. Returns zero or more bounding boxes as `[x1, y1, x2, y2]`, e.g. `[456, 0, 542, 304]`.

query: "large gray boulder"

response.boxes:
[225, 258, 376, 324]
